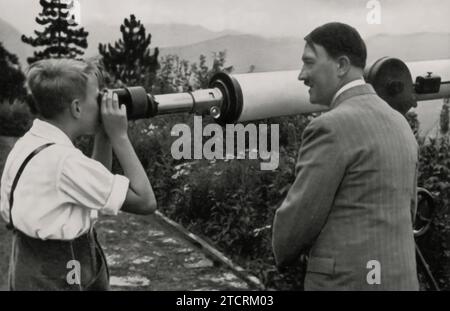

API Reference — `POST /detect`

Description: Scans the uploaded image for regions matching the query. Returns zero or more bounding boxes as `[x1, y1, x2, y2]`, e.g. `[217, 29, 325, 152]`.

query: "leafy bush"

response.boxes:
[416, 135, 450, 290]
[0, 101, 32, 137]
[0, 42, 26, 104]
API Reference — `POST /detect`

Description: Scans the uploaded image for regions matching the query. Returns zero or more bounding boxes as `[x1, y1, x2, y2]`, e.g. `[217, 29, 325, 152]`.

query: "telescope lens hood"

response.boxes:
[365, 57, 417, 115]
[209, 72, 243, 125]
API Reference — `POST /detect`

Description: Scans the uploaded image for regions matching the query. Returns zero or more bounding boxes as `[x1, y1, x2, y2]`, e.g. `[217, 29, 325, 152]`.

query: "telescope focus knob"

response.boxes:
[210, 106, 221, 119]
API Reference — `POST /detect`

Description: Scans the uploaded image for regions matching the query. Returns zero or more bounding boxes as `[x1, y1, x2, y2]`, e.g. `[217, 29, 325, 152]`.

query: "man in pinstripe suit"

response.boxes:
[272, 22, 419, 290]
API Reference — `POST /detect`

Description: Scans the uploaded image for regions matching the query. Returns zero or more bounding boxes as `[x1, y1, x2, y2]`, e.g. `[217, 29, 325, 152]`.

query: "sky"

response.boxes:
[0, 0, 449, 39]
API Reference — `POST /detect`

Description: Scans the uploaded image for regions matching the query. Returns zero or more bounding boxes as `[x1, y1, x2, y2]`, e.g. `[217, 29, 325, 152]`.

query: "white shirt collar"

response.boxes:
[331, 78, 366, 107]
[29, 118, 74, 147]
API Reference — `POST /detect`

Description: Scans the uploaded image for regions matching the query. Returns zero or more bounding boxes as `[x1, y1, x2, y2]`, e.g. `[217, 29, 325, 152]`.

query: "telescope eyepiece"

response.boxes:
[96, 87, 157, 120]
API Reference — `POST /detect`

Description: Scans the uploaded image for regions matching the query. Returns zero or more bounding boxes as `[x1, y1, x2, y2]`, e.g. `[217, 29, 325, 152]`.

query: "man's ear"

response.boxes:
[69, 99, 82, 119]
[336, 55, 351, 77]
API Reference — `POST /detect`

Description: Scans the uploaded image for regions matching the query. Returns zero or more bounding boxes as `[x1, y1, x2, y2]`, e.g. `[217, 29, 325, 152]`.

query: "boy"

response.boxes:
[0, 58, 156, 290]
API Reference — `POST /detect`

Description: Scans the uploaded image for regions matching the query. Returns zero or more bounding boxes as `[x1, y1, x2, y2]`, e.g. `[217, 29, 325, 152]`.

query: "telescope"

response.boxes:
[102, 57, 450, 124]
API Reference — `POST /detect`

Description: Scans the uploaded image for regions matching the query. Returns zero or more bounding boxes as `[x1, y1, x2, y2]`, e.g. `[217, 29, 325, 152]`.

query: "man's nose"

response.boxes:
[298, 69, 307, 81]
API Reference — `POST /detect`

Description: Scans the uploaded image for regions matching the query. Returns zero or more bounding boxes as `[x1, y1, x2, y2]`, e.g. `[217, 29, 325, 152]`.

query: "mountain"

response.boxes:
[0, 18, 32, 68]
[160, 34, 303, 73]
[84, 22, 240, 58]
[365, 33, 450, 63]
[143, 23, 241, 48]
[0, 20, 239, 66]
[159, 32, 450, 73]
[3, 16, 449, 73]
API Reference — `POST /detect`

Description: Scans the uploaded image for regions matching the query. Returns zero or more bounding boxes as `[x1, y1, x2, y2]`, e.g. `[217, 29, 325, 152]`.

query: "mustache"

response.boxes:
[303, 80, 312, 87]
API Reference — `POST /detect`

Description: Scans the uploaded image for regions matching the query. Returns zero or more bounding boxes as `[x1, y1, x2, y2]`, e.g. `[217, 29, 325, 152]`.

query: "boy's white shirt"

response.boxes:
[0, 118, 129, 240]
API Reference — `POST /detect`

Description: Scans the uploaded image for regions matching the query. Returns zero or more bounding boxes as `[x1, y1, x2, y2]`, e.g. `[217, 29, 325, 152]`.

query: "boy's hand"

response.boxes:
[101, 91, 129, 141]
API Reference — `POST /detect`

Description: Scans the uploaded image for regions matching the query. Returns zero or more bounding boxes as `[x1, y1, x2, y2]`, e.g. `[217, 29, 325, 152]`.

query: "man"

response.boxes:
[272, 22, 419, 290]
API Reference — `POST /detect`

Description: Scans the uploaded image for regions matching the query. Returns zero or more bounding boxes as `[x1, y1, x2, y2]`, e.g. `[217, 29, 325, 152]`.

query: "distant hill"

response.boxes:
[2, 16, 449, 73]
[160, 34, 302, 73]
[84, 22, 240, 58]
[0, 18, 32, 68]
[160, 32, 450, 73]
[0, 20, 239, 66]
[365, 33, 450, 64]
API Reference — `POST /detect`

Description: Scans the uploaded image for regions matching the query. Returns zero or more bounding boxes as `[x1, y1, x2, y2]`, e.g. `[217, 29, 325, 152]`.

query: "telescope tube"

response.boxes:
[134, 58, 450, 123]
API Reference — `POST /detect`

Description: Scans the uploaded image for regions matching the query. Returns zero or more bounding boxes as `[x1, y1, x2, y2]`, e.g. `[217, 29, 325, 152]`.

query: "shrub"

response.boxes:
[0, 101, 32, 137]
[416, 136, 450, 290]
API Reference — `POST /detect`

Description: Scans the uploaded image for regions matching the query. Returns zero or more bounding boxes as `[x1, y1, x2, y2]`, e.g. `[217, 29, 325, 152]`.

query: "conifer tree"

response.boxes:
[99, 14, 159, 90]
[22, 0, 88, 64]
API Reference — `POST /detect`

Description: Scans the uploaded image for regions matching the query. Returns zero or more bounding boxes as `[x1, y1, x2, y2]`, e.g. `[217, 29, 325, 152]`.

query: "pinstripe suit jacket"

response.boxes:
[272, 84, 419, 290]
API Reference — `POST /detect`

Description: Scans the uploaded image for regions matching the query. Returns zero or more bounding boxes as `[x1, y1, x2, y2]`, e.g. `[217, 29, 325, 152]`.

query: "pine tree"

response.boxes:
[98, 14, 159, 91]
[21, 0, 88, 64]
[0, 42, 26, 104]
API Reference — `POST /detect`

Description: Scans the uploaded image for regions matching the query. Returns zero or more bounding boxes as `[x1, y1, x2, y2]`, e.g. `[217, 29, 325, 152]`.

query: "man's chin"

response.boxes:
[309, 97, 320, 105]
[309, 96, 328, 106]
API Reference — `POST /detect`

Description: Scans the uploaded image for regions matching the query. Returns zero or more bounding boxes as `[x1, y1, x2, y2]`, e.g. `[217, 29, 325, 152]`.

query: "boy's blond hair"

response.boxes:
[26, 58, 103, 119]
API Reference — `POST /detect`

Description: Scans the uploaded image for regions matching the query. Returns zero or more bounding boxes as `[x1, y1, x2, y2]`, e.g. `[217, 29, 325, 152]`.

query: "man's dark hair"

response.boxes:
[305, 22, 367, 69]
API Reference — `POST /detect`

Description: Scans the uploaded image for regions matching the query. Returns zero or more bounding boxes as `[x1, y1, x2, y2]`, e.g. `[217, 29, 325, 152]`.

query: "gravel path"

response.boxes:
[98, 213, 250, 291]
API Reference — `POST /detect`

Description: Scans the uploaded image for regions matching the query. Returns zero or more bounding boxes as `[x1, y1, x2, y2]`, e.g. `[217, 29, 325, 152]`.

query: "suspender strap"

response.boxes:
[6, 143, 55, 231]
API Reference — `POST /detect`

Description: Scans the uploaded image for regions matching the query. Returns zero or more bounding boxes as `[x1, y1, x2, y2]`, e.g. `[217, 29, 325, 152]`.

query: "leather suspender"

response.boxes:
[6, 143, 55, 231]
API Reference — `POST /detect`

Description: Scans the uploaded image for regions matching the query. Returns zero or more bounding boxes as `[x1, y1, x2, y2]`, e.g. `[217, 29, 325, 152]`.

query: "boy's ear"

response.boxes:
[69, 99, 82, 119]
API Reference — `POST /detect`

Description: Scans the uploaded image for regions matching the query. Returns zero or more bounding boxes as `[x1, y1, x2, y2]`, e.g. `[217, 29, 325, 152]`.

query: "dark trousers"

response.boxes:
[8, 228, 109, 291]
